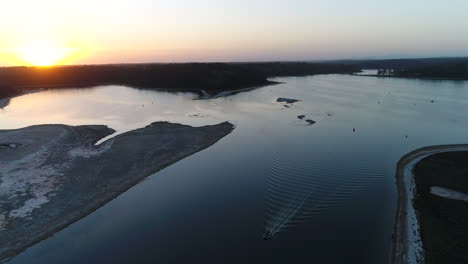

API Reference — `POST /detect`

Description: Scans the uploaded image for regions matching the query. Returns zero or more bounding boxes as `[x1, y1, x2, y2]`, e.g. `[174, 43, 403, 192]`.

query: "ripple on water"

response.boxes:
[264, 134, 391, 239]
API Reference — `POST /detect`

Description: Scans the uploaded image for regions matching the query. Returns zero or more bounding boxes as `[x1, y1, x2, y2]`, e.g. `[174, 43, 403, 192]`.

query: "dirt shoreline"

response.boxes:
[0, 121, 234, 263]
[393, 144, 468, 264]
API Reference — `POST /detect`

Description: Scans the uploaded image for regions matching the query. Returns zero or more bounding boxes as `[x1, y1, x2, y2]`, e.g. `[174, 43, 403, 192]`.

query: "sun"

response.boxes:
[15, 41, 73, 66]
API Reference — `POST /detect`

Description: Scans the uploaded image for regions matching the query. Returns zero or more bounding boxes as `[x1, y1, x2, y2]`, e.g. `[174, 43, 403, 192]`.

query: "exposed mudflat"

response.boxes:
[276, 97, 300, 104]
[0, 121, 233, 262]
[430, 186, 468, 202]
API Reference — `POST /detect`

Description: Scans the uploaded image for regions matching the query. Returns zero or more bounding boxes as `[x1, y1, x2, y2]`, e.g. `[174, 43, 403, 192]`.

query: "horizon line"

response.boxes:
[2, 56, 468, 68]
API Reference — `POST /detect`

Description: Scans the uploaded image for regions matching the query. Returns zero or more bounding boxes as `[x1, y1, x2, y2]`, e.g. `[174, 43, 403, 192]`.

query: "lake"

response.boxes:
[2, 74, 468, 263]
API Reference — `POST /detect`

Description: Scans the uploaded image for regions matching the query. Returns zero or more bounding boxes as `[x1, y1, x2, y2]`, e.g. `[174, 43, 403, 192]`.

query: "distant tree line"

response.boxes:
[0, 84, 17, 99]
[0, 62, 358, 100]
[394, 62, 468, 78]
[338, 57, 468, 70]
[233, 62, 358, 77]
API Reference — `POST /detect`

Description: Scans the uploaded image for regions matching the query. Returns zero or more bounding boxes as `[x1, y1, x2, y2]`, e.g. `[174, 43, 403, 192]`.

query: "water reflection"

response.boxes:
[263, 127, 390, 238]
[2, 75, 468, 263]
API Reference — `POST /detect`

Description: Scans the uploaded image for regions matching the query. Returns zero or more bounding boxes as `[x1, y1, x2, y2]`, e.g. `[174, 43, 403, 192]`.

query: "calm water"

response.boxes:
[2, 74, 468, 263]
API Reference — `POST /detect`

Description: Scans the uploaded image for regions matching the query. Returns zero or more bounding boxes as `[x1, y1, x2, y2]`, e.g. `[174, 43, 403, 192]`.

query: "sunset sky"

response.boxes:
[1, 0, 467, 66]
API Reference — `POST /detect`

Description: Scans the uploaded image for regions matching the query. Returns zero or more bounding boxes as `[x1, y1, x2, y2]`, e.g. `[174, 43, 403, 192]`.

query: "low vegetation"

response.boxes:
[413, 151, 468, 263]
[393, 62, 468, 79]
[0, 62, 358, 100]
[0, 85, 17, 99]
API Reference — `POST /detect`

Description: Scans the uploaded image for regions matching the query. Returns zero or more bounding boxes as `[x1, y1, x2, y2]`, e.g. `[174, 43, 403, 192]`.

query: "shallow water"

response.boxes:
[2, 74, 468, 263]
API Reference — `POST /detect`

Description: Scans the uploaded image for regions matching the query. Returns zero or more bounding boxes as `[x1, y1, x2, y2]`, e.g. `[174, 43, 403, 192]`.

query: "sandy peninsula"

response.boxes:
[0, 121, 233, 262]
[393, 145, 468, 264]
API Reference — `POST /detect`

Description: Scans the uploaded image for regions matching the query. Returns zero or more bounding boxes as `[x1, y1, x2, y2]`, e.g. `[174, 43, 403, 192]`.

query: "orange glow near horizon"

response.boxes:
[5, 40, 85, 67]
[16, 41, 72, 66]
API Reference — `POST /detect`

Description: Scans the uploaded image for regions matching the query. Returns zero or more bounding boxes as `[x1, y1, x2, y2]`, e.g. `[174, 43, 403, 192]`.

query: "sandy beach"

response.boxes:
[0, 121, 233, 262]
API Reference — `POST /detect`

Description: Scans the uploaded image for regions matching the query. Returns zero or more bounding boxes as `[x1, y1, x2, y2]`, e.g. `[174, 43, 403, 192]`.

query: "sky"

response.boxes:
[1, 0, 468, 66]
